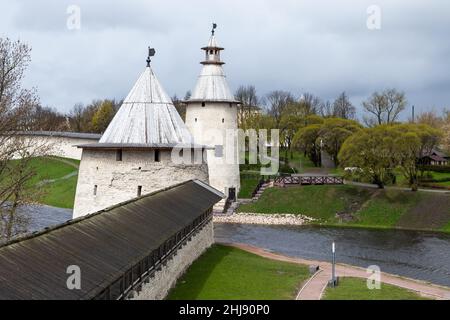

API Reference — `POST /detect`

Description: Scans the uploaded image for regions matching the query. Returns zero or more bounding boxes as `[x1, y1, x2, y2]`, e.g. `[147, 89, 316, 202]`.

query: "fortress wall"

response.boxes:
[28, 135, 98, 160]
[3, 133, 100, 160]
[73, 149, 209, 218]
[131, 220, 214, 300]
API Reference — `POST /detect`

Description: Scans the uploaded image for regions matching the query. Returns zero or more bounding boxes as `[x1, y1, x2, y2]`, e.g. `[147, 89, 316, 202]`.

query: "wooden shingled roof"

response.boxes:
[0, 180, 222, 300]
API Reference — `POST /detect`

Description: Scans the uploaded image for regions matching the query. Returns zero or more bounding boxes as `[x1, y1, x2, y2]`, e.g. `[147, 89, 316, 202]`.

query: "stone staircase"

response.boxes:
[252, 180, 272, 202]
[213, 199, 239, 216]
[213, 180, 273, 216]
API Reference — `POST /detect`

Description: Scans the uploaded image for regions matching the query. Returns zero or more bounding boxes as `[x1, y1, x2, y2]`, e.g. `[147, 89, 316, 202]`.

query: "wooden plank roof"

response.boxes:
[99, 66, 194, 146]
[0, 180, 222, 300]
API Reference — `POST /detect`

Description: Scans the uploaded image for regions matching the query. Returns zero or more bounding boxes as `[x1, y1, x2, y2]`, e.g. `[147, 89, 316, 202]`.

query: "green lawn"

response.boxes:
[238, 185, 373, 221]
[442, 221, 450, 232]
[239, 177, 260, 198]
[9, 157, 77, 186]
[238, 185, 450, 231]
[167, 245, 310, 300]
[40, 175, 78, 208]
[322, 277, 429, 300]
[284, 150, 315, 173]
[8, 157, 79, 209]
[348, 190, 423, 228]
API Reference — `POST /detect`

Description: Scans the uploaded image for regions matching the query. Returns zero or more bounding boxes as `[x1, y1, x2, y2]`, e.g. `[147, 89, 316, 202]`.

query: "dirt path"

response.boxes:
[49, 156, 79, 169]
[36, 171, 78, 187]
[220, 242, 450, 300]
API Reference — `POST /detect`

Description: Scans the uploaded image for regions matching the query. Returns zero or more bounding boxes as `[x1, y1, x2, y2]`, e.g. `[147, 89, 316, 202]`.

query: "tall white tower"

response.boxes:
[185, 25, 240, 202]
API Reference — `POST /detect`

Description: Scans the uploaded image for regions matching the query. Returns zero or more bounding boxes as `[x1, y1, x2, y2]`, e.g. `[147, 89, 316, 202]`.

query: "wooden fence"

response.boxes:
[273, 175, 344, 187]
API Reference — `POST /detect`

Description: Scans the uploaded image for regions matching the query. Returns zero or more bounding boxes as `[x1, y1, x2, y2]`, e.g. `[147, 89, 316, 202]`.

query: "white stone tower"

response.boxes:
[185, 25, 240, 203]
[73, 47, 209, 218]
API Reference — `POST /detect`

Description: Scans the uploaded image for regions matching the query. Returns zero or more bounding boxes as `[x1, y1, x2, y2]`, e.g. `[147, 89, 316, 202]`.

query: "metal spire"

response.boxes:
[146, 46, 156, 67]
[211, 23, 217, 35]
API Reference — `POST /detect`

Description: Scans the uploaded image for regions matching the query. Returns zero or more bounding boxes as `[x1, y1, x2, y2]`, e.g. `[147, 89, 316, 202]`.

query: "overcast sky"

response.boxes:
[1, 0, 450, 119]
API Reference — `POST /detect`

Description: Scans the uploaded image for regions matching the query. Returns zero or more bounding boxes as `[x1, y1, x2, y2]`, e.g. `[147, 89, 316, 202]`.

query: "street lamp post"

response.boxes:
[328, 241, 338, 287]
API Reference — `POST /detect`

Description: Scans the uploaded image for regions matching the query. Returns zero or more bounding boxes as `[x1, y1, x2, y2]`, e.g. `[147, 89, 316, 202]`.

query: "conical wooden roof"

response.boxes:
[99, 66, 193, 146]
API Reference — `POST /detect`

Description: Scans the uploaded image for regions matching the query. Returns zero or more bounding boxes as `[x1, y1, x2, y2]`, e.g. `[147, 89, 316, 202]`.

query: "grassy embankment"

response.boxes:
[238, 184, 450, 233]
[322, 277, 429, 300]
[167, 244, 310, 300]
[10, 157, 79, 208]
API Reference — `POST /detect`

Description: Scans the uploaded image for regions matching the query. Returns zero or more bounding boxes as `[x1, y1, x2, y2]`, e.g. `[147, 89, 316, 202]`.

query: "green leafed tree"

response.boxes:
[339, 125, 398, 188]
[392, 123, 442, 191]
[318, 118, 362, 166]
[339, 123, 442, 191]
[91, 99, 116, 133]
[293, 123, 323, 167]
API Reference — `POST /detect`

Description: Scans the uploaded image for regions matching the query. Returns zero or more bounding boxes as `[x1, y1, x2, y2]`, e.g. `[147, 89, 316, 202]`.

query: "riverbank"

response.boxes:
[225, 243, 450, 300]
[214, 223, 450, 287]
[214, 213, 314, 225]
[237, 185, 450, 234]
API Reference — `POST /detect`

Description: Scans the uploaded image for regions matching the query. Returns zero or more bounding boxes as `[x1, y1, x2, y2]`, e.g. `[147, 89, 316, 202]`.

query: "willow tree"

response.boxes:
[339, 123, 442, 191]
[339, 125, 397, 188]
[318, 118, 362, 166]
[292, 115, 324, 167]
[393, 124, 442, 191]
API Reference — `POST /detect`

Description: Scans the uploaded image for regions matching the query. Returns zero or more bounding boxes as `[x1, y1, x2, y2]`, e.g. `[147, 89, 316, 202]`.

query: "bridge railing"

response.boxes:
[273, 175, 344, 187]
[93, 209, 213, 300]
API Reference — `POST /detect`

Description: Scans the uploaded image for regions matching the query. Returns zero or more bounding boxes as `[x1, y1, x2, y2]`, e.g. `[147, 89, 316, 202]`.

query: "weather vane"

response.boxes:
[211, 23, 217, 35]
[146, 46, 156, 67]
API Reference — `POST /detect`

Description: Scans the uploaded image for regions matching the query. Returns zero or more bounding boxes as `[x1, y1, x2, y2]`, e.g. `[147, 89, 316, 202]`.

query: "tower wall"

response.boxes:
[185, 102, 240, 198]
[73, 149, 209, 218]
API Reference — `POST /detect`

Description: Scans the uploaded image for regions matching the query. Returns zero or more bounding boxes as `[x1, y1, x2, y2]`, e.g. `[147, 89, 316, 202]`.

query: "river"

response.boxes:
[17, 206, 450, 287]
[214, 223, 450, 287]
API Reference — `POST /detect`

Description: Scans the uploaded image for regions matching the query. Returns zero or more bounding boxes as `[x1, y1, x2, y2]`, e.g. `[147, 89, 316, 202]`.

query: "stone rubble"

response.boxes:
[213, 212, 315, 226]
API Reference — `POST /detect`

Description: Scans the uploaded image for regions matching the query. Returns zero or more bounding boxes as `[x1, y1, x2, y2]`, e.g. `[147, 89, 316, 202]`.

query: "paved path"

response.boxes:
[221, 242, 450, 300]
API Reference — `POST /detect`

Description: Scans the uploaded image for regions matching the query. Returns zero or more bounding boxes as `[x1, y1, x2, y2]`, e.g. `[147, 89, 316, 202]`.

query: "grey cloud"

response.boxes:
[1, 0, 449, 117]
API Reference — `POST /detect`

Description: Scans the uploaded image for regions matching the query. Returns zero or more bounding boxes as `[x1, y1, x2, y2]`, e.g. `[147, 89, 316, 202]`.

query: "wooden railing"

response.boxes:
[273, 175, 344, 186]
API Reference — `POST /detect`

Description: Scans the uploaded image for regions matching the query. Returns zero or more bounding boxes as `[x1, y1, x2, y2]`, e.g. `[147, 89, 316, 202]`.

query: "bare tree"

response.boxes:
[299, 92, 321, 116]
[0, 37, 49, 241]
[319, 100, 333, 117]
[172, 94, 186, 121]
[69, 103, 85, 132]
[264, 90, 294, 127]
[332, 91, 356, 119]
[415, 109, 444, 127]
[235, 85, 260, 126]
[363, 88, 407, 126]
